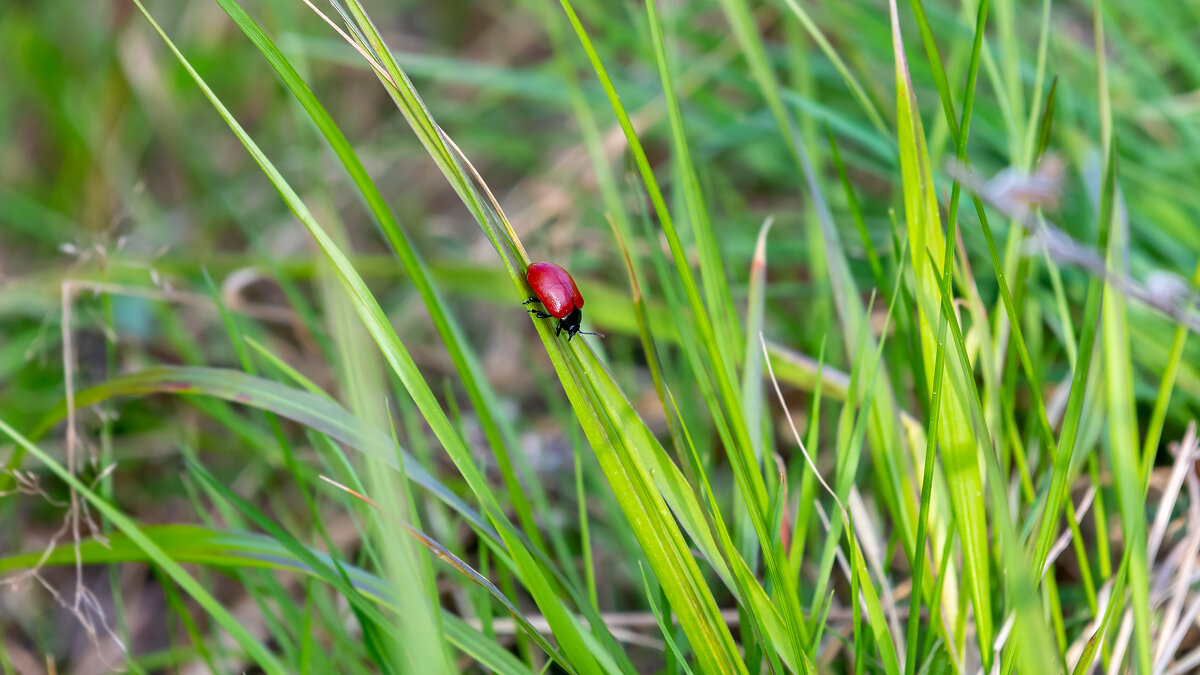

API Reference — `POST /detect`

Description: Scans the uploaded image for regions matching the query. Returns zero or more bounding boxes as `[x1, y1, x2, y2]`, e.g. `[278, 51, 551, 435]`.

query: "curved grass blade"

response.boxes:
[195, 458, 569, 671]
[28, 365, 495, 539]
[34, 363, 633, 670]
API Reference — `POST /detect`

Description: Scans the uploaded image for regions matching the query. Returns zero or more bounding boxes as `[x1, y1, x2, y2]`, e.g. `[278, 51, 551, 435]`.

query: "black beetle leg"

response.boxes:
[522, 297, 538, 306]
[530, 309, 553, 319]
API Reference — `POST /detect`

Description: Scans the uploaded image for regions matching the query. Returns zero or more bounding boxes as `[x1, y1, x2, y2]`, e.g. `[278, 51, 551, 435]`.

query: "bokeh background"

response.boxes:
[3, 0, 1200, 672]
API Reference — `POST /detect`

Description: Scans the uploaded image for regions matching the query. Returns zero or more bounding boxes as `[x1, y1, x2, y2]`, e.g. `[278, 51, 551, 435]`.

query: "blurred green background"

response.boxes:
[3, 0, 1200, 672]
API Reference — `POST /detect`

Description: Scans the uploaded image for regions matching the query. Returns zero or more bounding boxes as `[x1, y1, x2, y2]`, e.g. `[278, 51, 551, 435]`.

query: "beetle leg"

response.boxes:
[522, 297, 538, 306]
[530, 309, 553, 319]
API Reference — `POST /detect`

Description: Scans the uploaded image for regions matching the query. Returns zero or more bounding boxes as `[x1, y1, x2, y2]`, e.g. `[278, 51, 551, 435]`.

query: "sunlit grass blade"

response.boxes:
[1099, 151, 1151, 673]
[567, 232, 807, 668]
[888, 0, 993, 663]
[569, 289, 809, 669]
[918, 247, 1058, 675]
[1139, 256, 1200, 480]
[901, 0, 1004, 668]
[568, 353, 750, 674]
[905, 0, 1068, 604]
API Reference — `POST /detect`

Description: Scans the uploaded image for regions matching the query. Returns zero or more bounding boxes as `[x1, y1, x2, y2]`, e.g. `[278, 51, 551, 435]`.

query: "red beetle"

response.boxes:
[524, 261, 603, 341]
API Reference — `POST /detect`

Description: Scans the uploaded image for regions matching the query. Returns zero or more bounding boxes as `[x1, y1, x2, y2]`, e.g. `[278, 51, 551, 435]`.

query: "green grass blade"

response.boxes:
[570, 354, 749, 674]
[888, 0, 992, 663]
[776, 0, 891, 139]
[1098, 152, 1150, 673]
[31, 366, 495, 535]
[638, 564, 698, 675]
[644, 0, 740, 381]
[740, 218, 774, 459]
[1139, 257, 1200, 479]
